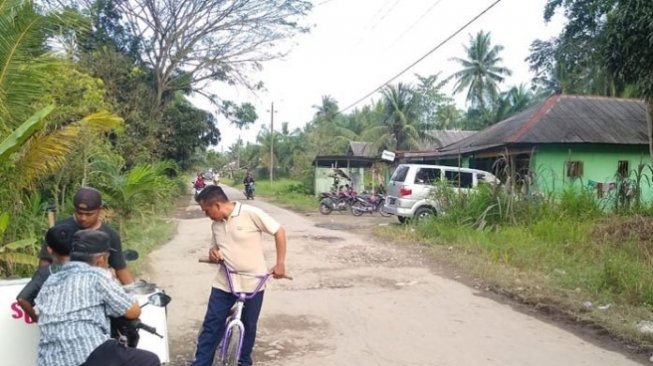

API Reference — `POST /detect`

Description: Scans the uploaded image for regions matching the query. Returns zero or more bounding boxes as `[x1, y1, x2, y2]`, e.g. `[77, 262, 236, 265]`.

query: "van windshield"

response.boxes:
[390, 166, 409, 182]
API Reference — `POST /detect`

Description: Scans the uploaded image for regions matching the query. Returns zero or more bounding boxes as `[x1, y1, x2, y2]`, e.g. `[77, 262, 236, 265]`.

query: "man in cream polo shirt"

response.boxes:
[192, 185, 287, 366]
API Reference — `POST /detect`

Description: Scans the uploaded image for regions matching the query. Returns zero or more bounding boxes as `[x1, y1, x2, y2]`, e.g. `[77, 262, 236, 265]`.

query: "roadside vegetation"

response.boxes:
[0, 0, 310, 278]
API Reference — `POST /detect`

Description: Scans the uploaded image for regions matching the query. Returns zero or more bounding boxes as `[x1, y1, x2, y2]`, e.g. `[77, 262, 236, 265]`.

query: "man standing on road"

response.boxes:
[38, 187, 135, 285]
[192, 185, 287, 366]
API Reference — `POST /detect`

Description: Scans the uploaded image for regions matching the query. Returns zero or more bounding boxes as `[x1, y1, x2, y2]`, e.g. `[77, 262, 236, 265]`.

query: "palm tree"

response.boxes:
[223, 101, 257, 169]
[363, 83, 423, 151]
[450, 31, 512, 109]
[0, 0, 121, 263]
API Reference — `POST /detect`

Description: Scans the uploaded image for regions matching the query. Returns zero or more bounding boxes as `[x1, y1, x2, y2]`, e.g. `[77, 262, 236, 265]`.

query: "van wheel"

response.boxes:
[414, 207, 435, 220]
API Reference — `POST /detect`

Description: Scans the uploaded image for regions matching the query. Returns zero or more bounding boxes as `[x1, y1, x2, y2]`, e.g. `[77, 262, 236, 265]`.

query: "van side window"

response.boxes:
[443, 170, 474, 188]
[414, 168, 439, 185]
[390, 166, 410, 182]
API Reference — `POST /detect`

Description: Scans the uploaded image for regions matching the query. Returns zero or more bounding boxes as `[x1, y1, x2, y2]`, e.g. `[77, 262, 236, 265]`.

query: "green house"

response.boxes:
[400, 95, 651, 198]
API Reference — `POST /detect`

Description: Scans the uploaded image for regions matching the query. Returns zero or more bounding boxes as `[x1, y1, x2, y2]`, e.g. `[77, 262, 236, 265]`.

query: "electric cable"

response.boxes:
[341, 0, 503, 113]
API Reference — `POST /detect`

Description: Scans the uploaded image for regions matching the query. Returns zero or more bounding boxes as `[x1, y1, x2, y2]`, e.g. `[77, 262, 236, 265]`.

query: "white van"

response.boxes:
[383, 164, 499, 222]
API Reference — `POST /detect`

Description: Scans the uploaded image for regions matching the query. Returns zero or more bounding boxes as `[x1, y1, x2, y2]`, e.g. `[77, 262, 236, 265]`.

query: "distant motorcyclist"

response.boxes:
[243, 172, 255, 185]
[194, 174, 206, 189]
[243, 172, 255, 199]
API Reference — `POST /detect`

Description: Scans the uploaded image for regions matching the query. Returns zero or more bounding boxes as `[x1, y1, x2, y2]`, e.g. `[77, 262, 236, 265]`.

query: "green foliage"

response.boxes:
[0, 105, 53, 160]
[0, 212, 38, 277]
[450, 30, 512, 109]
[90, 158, 182, 230]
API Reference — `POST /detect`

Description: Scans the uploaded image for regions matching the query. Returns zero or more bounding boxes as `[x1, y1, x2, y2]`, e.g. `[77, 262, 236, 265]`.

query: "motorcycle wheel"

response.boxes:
[351, 202, 365, 216]
[319, 203, 332, 215]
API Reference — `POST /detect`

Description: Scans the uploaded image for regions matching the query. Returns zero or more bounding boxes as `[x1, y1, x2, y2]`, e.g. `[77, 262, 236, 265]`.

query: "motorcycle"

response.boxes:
[112, 290, 171, 348]
[244, 182, 255, 200]
[193, 180, 206, 200]
[0, 250, 172, 365]
[319, 191, 356, 215]
[350, 194, 391, 217]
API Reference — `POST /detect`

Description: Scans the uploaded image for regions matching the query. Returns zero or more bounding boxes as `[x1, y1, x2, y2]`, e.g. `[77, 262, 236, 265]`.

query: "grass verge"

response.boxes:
[227, 178, 316, 213]
[120, 214, 177, 275]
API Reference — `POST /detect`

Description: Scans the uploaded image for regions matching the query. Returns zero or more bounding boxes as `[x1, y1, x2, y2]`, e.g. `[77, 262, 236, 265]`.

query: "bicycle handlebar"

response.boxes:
[198, 258, 293, 280]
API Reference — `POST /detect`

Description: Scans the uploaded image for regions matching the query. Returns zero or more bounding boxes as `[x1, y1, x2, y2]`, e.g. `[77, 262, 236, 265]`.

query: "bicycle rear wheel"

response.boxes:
[217, 325, 242, 366]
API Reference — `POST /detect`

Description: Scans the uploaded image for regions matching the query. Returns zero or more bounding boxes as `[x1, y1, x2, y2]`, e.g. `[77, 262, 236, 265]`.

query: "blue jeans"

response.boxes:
[192, 288, 265, 366]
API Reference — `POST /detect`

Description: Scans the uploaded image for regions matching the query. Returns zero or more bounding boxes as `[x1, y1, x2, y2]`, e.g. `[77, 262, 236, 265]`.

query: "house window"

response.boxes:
[566, 161, 583, 178]
[618, 161, 629, 178]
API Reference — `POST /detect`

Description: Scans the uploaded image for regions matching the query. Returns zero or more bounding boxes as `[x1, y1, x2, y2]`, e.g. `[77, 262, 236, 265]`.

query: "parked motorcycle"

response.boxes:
[319, 192, 356, 215]
[244, 182, 255, 200]
[351, 194, 391, 217]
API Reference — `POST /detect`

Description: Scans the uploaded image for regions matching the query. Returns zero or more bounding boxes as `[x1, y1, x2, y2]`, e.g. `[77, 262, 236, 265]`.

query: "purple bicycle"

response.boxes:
[199, 259, 291, 366]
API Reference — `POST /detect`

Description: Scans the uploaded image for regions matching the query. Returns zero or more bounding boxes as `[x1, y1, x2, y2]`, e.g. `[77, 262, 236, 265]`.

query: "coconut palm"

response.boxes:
[363, 83, 423, 151]
[450, 31, 512, 109]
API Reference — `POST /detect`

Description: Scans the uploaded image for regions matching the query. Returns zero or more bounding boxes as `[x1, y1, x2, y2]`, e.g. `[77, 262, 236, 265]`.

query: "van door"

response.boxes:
[442, 169, 474, 193]
[386, 165, 410, 205]
[410, 167, 441, 203]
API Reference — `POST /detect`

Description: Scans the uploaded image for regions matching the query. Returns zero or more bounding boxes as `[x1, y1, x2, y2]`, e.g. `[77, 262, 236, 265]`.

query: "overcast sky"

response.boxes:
[191, 0, 565, 151]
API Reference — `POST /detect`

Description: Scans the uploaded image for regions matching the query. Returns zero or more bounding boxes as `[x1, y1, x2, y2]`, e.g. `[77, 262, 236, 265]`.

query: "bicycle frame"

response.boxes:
[218, 262, 270, 364]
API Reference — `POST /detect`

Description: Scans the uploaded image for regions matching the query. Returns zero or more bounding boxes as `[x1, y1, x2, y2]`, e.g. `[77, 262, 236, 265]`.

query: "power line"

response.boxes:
[341, 0, 504, 113]
[387, 0, 446, 49]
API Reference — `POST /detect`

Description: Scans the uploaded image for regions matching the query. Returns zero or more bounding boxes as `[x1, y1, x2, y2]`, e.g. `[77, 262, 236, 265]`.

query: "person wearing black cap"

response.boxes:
[38, 187, 135, 285]
[16, 223, 75, 322]
[35, 229, 159, 366]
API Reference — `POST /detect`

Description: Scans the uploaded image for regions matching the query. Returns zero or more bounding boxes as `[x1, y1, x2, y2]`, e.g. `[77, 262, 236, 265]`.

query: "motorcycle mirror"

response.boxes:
[147, 293, 171, 307]
[123, 249, 139, 261]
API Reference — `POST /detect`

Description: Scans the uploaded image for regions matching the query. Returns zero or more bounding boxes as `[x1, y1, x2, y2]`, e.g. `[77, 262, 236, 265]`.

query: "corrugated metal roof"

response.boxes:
[423, 130, 477, 149]
[348, 141, 375, 157]
[440, 95, 648, 155]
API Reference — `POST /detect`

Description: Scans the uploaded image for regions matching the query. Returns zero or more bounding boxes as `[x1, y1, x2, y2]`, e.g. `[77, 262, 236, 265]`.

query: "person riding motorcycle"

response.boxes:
[35, 229, 159, 366]
[194, 174, 206, 189]
[243, 172, 255, 198]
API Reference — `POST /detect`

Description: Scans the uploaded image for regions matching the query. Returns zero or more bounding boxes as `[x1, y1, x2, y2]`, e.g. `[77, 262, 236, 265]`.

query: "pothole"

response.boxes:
[314, 223, 356, 231]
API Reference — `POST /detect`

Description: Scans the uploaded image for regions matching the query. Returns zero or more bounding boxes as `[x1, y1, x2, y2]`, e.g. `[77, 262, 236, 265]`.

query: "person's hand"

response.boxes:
[209, 248, 223, 263]
[271, 262, 286, 279]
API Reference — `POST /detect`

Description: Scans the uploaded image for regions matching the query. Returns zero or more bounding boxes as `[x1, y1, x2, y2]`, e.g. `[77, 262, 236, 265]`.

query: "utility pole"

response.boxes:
[268, 102, 276, 185]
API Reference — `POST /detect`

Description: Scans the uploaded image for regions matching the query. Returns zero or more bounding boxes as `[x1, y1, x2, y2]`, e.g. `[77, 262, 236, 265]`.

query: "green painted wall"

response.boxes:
[533, 144, 651, 198]
[314, 167, 366, 195]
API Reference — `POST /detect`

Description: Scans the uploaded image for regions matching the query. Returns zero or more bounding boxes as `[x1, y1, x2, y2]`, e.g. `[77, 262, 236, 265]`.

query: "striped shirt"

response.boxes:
[35, 261, 134, 366]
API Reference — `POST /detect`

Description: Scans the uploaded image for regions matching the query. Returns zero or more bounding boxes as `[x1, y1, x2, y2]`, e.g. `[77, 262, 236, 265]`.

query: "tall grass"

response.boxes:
[405, 177, 653, 308]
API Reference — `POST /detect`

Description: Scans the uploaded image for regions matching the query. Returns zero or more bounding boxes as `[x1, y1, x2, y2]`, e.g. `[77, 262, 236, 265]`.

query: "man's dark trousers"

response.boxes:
[192, 287, 265, 366]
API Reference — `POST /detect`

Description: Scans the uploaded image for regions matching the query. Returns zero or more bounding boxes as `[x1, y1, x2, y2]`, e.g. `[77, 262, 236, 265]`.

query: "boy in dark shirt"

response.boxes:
[16, 223, 75, 322]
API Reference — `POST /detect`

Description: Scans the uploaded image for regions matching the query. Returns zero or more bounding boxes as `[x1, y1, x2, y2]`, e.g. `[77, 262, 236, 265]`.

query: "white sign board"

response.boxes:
[0, 278, 169, 365]
[381, 150, 395, 162]
[0, 278, 39, 366]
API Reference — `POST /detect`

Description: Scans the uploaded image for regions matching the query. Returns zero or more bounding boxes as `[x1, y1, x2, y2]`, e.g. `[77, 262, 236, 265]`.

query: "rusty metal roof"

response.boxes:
[440, 95, 648, 155]
[423, 130, 477, 149]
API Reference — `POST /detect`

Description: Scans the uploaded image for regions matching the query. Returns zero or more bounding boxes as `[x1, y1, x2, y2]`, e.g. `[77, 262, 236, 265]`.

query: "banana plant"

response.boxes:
[0, 212, 37, 268]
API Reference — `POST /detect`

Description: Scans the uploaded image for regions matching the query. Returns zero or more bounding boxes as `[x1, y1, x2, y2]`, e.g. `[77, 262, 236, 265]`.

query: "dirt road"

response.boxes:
[144, 186, 647, 365]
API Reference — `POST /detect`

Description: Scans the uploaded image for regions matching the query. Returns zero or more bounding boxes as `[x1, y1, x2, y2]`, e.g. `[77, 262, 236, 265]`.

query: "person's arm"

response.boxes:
[249, 208, 285, 277]
[17, 298, 38, 322]
[106, 228, 135, 285]
[115, 267, 135, 285]
[16, 267, 49, 322]
[271, 227, 287, 279]
[98, 273, 140, 319]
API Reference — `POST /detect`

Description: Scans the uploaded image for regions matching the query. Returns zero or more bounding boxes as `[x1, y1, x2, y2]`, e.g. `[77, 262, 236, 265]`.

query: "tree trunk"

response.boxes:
[648, 98, 653, 165]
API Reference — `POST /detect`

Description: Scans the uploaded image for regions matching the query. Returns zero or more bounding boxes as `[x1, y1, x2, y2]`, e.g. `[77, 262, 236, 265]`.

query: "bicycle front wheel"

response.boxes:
[217, 325, 242, 366]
